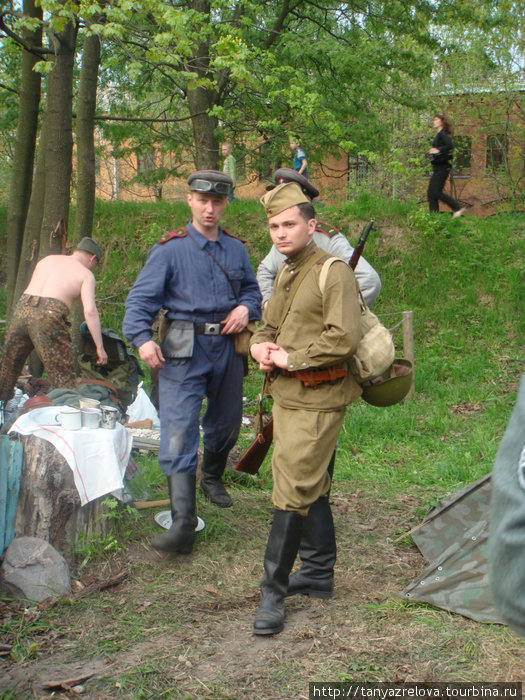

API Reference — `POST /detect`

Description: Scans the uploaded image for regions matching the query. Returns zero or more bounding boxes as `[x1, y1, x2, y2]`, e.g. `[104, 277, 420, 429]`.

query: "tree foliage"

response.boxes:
[0, 0, 522, 318]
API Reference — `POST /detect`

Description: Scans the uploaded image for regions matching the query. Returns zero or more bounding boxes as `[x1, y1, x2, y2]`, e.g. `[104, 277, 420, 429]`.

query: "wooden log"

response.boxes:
[15, 435, 111, 567]
[134, 499, 170, 510]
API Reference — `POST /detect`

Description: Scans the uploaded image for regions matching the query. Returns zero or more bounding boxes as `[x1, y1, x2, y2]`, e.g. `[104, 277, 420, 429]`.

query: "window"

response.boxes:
[348, 155, 373, 186]
[453, 135, 471, 176]
[486, 134, 508, 173]
[137, 151, 156, 174]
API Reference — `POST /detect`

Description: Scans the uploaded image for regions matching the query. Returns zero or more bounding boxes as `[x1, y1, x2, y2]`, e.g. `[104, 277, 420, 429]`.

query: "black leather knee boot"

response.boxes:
[199, 448, 232, 507]
[253, 509, 305, 635]
[152, 473, 197, 553]
[286, 496, 336, 598]
[287, 450, 336, 598]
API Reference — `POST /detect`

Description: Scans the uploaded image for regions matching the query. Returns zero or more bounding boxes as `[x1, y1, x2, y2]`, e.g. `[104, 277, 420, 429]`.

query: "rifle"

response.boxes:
[348, 219, 375, 271]
[235, 391, 273, 474]
[235, 219, 376, 474]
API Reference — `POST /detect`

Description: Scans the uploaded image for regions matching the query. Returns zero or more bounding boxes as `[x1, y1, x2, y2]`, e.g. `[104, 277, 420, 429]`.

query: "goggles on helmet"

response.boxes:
[190, 179, 230, 195]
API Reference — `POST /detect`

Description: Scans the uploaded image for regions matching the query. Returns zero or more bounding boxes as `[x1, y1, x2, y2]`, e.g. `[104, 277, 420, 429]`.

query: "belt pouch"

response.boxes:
[160, 320, 194, 360]
[234, 321, 257, 356]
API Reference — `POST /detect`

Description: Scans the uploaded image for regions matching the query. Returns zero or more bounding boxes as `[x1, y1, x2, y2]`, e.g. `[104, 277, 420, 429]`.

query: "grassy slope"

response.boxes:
[0, 199, 524, 695]
[1, 197, 523, 510]
[88, 197, 524, 504]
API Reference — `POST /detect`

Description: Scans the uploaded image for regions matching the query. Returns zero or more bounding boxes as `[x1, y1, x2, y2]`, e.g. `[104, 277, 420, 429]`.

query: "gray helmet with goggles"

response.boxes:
[187, 170, 233, 197]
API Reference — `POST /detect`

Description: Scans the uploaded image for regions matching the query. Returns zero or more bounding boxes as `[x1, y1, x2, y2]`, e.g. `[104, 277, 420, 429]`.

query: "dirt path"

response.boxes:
[1, 491, 523, 698]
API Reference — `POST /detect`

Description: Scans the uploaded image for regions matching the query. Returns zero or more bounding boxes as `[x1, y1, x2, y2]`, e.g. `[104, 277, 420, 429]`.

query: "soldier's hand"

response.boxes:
[96, 347, 108, 366]
[251, 342, 280, 371]
[220, 304, 249, 335]
[139, 340, 165, 370]
[268, 347, 289, 369]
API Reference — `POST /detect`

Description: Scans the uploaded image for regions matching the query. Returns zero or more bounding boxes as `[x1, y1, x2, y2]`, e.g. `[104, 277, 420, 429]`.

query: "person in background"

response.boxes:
[427, 113, 466, 217]
[123, 171, 261, 554]
[222, 142, 237, 202]
[250, 182, 363, 635]
[257, 169, 381, 308]
[290, 137, 308, 179]
[489, 373, 525, 639]
[0, 238, 107, 409]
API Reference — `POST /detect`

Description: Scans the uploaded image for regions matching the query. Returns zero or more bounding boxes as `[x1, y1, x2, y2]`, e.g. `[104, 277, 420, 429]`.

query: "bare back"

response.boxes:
[24, 254, 94, 311]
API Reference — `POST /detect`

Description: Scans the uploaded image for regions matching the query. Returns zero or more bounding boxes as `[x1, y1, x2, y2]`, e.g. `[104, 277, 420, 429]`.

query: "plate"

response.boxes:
[154, 510, 205, 533]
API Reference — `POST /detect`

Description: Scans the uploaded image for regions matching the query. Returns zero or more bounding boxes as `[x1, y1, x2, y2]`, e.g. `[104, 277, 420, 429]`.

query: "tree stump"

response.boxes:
[15, 435, 111, 567]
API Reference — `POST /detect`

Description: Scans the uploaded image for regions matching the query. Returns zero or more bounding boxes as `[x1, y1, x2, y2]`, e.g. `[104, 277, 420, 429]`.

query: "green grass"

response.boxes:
[2, 195, 522, 506]
[110, 199, 522, 506]
[0, 196, 524, 696]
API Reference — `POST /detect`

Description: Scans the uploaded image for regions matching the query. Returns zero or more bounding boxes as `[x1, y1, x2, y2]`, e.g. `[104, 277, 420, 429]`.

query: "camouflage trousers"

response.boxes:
[0, 294, 75, 402]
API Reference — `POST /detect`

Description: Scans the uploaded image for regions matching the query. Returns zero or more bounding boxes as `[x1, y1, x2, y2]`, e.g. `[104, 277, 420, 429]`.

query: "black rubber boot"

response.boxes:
[152, 473, 197, 554]
[253, 510, 305, 636]
[286, 496, 336, 598]
[199, 448, 232, 507]
[287, 451, 336, 598]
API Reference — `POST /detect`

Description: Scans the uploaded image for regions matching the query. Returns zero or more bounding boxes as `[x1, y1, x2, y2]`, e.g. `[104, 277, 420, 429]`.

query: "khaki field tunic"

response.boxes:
[251, 243, 363, 411]
[250, 243, 363, 513]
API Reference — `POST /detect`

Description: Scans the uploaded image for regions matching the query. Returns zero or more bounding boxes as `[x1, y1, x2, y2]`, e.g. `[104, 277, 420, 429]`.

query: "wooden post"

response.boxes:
[402, 310, 415, 399]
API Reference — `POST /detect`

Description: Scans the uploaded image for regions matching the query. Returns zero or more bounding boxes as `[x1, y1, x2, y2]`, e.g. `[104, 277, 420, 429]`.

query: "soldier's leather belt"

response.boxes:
[279, 363, 347, 388]
[194, 322, 221, 335]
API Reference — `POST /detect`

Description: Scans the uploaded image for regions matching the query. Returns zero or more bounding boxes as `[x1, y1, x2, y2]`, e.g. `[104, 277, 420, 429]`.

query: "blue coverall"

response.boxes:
[123, 222, 262, 475]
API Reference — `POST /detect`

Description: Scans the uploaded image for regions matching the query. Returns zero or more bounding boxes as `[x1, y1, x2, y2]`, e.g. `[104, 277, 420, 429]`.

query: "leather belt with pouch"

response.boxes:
[233, 320, 257, 357]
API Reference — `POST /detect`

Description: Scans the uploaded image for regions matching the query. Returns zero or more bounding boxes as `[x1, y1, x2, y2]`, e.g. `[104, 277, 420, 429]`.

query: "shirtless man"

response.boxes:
[0, 237, 107, 404]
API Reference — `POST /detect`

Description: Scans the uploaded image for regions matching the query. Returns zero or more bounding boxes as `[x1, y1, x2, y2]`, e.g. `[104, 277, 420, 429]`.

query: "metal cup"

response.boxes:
[100, 405, 119, 430]
[57, 406, 81, 430]
[81, 407, 101, 429]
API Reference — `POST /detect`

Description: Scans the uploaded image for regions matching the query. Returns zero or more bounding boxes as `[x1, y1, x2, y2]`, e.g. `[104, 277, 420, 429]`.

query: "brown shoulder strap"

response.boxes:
[275, 249, 327, 338]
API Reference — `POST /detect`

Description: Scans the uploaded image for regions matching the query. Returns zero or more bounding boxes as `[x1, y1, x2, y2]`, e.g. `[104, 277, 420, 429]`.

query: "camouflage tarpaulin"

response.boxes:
[400, 474, 503, 624]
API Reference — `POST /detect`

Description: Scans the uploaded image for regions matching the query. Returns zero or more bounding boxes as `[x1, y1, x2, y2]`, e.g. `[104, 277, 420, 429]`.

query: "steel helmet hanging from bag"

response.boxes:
[361, 359, 413, 407]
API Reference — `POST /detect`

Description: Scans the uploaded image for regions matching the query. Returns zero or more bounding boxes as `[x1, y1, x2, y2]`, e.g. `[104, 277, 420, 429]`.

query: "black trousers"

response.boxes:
[427, 167, 461, 213]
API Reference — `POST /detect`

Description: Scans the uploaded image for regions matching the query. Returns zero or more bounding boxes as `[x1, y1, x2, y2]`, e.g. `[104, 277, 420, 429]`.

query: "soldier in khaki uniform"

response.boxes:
[250, 182, 363, 635]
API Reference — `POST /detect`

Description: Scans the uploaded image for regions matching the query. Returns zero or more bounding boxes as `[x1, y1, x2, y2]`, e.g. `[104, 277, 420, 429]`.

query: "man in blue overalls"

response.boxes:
[123, 171, 262, 554]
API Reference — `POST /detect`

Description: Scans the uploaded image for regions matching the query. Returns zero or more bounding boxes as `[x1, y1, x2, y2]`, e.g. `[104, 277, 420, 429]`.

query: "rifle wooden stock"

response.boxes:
[348, 219, 375, 270]
[234, 417, 274, 474]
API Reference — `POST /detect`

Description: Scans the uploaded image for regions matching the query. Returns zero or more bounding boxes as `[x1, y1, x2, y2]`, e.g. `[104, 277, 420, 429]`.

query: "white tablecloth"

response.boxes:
[9, 407, 133, 506]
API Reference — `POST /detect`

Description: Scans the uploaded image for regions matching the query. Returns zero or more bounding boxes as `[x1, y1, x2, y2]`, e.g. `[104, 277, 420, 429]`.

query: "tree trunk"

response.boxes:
[187, 86, 219, 170]
[71, 32, 102, 362]
[12, 121, 47, 305]
[74, 31, 101, 243]
[187, 0, 219, 170]
[15, 435, 111, 567]
[39, 20, 78, 257]
[5, 0, 43, 318]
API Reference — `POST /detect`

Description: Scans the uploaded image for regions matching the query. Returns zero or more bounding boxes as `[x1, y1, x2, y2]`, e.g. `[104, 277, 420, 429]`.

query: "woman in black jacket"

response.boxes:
[427, 113, 465, 217]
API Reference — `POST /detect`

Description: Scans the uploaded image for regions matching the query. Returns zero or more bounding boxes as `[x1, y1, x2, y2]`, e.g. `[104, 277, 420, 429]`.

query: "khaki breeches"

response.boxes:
[271, 402, 346, 516]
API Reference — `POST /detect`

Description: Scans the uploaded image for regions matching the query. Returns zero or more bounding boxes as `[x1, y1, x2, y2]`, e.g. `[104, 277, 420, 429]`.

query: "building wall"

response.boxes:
[94, 92, 524, 216]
